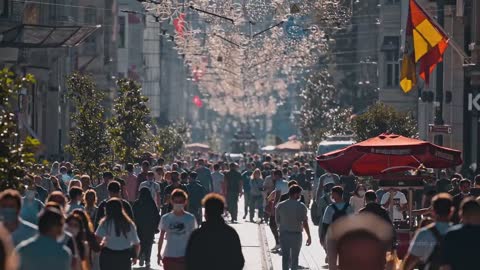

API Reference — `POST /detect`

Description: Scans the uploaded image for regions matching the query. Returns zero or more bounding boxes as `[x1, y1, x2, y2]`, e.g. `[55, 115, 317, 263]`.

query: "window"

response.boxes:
[118, 15, 126, 48]
[0, 0, 9, 17]
[385, 0, 400, 4]
[385, 50, 400, 87]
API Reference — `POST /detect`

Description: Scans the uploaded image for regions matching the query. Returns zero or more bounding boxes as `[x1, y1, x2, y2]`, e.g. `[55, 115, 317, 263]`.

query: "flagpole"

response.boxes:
[434, 0, 445, 146]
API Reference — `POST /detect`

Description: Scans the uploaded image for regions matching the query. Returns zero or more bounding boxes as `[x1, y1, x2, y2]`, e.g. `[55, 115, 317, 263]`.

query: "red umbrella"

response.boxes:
[316, 133, 463, 176]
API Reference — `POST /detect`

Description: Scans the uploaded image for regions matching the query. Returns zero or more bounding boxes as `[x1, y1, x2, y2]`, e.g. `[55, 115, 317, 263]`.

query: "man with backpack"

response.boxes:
[320, 186, 354, 265]
[402, 193, 453, 270]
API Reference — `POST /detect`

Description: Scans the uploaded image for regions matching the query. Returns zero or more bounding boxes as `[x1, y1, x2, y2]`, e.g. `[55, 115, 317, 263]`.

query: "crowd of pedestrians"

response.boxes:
[1, 153, 480, 270]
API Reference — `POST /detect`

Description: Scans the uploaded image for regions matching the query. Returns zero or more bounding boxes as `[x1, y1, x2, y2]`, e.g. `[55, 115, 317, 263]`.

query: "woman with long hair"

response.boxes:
[72, 209, 101, 270]
[349, 184, 367, 213]
[249, 169, 264, 222]
[83, 190, 98, 222]
[95, 198, 140, 270]
[133, 187, 160, 269]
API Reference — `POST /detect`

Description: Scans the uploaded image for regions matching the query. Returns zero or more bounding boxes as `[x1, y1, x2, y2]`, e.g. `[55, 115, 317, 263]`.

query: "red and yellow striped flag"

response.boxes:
[400, 0, 449, 93]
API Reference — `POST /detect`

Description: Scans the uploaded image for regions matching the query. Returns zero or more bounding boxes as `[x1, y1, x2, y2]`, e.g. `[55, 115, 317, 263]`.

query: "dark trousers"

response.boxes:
[140, 239, 153, 264]
[227, 193, 239, 221]
[189, 207, 202, 224]
[249, 195, 264, 220]
[244, 192, 251, 216]
[269, 215, 279, 245]
[100, 247, 132, 270]
[280, 231, 302, 270]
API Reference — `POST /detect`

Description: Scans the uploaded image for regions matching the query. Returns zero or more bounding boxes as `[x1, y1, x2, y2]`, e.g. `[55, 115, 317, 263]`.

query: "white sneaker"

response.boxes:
[271, 244, 281, 251]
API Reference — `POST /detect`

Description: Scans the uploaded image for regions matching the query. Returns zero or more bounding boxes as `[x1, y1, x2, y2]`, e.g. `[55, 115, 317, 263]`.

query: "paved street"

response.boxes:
[133, 198, 326, 270]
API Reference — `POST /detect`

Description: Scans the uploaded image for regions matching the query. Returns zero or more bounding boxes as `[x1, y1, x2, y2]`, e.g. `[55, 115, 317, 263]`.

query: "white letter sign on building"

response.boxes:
[468, 93, 480, 111]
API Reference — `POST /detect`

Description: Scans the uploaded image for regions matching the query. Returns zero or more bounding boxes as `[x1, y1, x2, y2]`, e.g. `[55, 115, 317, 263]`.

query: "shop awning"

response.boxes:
[0, 24, 101, 48]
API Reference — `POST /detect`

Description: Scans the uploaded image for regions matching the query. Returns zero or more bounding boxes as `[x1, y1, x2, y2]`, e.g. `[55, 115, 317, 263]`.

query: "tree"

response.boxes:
[65, 73, 111, 175]
[297, 69, 352, 148]
[109, 79, 151, 163]
[352, 103, 418, 141]
[0, 68, 35, 190]
[155, 120, 190, 160]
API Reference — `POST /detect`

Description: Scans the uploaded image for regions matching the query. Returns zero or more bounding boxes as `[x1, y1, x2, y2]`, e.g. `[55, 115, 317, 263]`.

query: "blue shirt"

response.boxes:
[12, 219, 38, 247]
[16, 235, 72, 270]
[322, 202, 354, 225]
[20, 198, 44, 225]
[408, 222, 451, 262]
[241, 171, 252, 193]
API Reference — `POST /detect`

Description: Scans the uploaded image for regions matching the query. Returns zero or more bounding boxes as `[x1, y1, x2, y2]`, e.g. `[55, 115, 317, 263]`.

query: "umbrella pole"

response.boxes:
[408, 188, 414, 230]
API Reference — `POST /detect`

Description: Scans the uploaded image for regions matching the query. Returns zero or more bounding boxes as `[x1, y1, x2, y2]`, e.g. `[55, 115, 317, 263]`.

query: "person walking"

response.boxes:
[185, 193, 245, 270]
[186, 172, 207, 224]
[67, 187, 84, 214]
[123, 163, 139, 203]
[94, 172, 114, 203]
[17, 207, 73, 270]
[359, 190, 391, 224]
[95, 198, 140, 270]
[403, 193, 453, 270]
[95, 181, 133, 229]
[249, 168, 264, 222]
[195, 159, 213, 193]
[157, 189, 197, 270]
[349, 184, 367, 213]
[211, 163, 225, 195]
[19, 183, 44, 225]
[224, 163, 243, 223]
[452, 179, 473, 223]
[0, 189, 37, 247]
[138, 171, 161, 207]
[241, 163, 253, 219]
[275, 185, 312, 270]
[133, 188, 160, 269]
[267, 169, 289, 252]
[84, 190, 98, 223]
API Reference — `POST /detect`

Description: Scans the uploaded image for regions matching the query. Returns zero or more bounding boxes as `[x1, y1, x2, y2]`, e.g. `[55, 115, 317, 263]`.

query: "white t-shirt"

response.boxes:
[211, 171, 224, 194]
[159, 212, 197, 258]
[138, 180, 161, 201]
[96, 222, 140, 250]
[381, 191, 407, 220]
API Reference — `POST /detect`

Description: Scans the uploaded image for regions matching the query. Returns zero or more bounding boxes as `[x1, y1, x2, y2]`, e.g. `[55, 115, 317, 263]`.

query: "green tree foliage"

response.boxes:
[66, 73, 110, 175]
[0, 68, 35, 190]
[352, 103, 418, 141]
[22, 136, 41, 165]
[155, 121, 190, 160]
[110, 79, 151, 163]
[297, 69, 352, 148]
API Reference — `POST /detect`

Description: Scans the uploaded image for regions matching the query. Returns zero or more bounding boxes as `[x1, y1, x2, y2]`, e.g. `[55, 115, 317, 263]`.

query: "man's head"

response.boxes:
[38, 207, 65, 238]
[126, 163, 134, 173]
[272, 169, 283, 181]
[157, 157, 165, 166]
[155, 166, 164, 179]
[213, 163, 220, 172]
[107, 181, 121, 198]
[364, 190, 377, 204]
[189, 171, 198, 183]
[171, 171, 180, 183]
[171, 163, 179, 171]
[202, 193, 225, 221]
[299, 166, 306, 174]
[474, 174, 480, 188]
[459, 179, 472, 195]
[431, 193, 453, 220]
[0, 190, 22, 226]
[337, 230, 387, 270]
[102, 171, 114, 184]
[288, 185, 303, 201]
[459, 198, 480, 224]
[80, 175, 91, 190]
[68, 187, 83, 203]
[46, 191, 67, 211]
[59, 166, 67, 174]
[147, 171, 155, 181]
[331, 186, 344, 203]
[141, 160, 150, 172]
[229, 162, 237, 171]
[292, 165, 299, 174]
[198, 159, 205, 166]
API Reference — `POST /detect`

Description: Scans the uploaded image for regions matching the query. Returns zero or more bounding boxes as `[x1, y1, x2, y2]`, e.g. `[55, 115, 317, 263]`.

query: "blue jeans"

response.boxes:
[249, 195, 264, 220]
[280, 231, 302, 270]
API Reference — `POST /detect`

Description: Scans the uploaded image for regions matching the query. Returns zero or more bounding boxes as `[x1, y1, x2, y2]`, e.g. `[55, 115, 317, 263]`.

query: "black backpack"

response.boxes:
[331, 203, 349, 223]
[424, 225, 444, 270]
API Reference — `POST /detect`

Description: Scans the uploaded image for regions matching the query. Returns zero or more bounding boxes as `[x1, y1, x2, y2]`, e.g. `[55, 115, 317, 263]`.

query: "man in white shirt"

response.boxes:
[138, 171, 161, 207]
[380, 188, 407, 221]
[211, 163, 225, 195]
